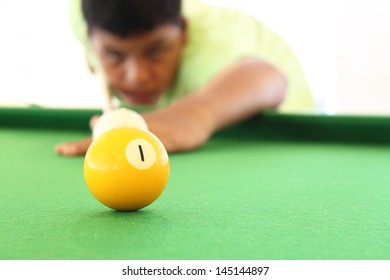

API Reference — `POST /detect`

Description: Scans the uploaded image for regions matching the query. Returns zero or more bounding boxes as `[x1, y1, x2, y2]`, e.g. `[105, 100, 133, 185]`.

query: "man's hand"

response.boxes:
[55, 115, 100, 156]
[142, 95, 215, 153]
[55, 137, 93, 156]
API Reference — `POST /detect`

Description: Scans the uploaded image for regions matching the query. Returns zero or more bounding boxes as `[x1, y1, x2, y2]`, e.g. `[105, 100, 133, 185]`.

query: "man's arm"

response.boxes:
[142, 58, 287, 152]
[55, 58, 286, 156]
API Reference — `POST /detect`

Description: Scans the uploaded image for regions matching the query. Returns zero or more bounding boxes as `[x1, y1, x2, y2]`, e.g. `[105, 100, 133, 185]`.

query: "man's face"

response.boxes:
[90, 23, 187, 105]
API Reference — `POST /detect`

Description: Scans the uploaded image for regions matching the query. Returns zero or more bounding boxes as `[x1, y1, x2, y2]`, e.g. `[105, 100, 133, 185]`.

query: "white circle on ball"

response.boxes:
[125, 139, 156, 169]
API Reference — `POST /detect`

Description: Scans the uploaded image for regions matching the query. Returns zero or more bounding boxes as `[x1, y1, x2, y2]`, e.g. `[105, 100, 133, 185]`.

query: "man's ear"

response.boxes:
[181, 17, 188, 45]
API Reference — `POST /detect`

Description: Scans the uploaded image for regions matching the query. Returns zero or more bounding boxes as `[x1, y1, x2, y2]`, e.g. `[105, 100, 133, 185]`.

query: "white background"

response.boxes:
[1, 260, 390, 280]
[0, 0, 389, 114]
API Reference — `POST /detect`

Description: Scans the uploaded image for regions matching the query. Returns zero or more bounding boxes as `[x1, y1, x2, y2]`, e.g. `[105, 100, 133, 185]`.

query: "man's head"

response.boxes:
[82, 0, 186, 105]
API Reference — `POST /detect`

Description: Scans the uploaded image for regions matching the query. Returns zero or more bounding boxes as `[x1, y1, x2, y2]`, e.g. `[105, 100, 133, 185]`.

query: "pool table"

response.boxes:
[1, 107, 390, 260]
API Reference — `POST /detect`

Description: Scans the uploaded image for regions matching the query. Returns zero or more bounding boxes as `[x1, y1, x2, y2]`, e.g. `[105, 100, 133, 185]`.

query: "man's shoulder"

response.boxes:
[182, 0, 283, 59]
[183, 0, 261, 34]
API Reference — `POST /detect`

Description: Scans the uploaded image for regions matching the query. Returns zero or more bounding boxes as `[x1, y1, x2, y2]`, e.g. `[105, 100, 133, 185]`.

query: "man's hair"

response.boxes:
[82, 0, 182, 37]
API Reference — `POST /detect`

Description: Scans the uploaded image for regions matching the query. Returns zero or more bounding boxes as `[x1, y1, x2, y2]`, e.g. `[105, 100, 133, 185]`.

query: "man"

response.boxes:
[56, 0, 315, 156]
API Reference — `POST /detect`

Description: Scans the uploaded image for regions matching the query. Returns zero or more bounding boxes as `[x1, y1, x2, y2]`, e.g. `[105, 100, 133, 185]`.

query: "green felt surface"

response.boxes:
[1, 108, 390, 260]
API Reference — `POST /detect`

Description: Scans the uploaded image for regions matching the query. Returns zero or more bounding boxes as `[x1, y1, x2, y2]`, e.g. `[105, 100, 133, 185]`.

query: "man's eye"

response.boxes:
[106, 50, 124, 62]
[145, 46, 164, 59]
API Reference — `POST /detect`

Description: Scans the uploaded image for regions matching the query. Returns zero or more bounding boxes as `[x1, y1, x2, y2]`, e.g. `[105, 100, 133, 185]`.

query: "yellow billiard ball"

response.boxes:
[92, 108, 148, 140]
[84, 127, 170, 211]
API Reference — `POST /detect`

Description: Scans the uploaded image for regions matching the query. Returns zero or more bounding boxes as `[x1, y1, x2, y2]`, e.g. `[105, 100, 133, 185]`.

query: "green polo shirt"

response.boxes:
[69, 0, 315, 113]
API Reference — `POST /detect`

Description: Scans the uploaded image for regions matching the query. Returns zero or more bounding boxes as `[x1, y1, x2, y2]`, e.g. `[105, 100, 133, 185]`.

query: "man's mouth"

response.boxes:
[119, 90, 160, 105]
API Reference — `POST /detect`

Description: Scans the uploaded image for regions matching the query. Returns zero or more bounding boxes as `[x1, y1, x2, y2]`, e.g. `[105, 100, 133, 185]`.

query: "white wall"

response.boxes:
[0, 0, 104, 108]
[0, 0, 388, 114]
[338, 0, 390, 115]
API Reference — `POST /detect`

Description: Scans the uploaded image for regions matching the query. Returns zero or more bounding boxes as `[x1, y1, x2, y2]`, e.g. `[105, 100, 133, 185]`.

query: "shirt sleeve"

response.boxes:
[164, 0, 316, 113]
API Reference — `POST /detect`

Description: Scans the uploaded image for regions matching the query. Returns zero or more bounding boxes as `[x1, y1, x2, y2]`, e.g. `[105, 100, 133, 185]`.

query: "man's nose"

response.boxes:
[123, 59, 151, 88]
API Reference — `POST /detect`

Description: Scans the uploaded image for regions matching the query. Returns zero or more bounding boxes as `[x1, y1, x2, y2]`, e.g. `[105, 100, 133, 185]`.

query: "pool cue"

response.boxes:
[98, 70, 113, 113]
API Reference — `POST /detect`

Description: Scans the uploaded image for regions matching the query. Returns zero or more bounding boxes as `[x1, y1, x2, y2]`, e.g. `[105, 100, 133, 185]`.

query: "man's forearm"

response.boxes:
[141, 58, 287, 152]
